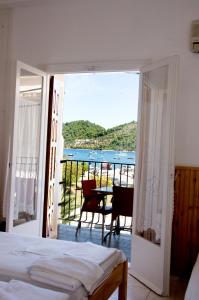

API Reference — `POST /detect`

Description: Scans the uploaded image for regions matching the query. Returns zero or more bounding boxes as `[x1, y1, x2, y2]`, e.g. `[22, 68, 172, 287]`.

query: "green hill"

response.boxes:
[62, 120, 137, 151]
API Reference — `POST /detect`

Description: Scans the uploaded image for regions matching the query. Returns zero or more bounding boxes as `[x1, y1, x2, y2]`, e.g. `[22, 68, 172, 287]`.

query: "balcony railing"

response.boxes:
[59, 159, 135, 226]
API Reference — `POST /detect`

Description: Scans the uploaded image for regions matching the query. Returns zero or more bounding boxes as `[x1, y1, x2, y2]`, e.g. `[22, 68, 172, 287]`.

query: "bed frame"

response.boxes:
[88, 260, 128, 300]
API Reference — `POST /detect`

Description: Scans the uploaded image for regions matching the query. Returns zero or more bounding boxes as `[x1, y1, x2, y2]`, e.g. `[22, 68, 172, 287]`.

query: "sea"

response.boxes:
[63, 148, 136, 164]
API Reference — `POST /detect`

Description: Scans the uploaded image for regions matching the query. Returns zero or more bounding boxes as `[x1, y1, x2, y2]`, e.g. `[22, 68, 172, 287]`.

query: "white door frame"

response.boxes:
[44, 59, 150, 74]
[45, 57, 178, 295]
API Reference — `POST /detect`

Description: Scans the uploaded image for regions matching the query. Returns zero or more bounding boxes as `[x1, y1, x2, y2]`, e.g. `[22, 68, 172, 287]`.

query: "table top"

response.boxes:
[92, 186, 113, 195]
[92, 185, 133, 195]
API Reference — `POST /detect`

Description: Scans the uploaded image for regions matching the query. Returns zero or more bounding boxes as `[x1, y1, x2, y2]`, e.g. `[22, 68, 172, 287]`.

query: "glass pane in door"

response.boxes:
[13, 69, 43, 226]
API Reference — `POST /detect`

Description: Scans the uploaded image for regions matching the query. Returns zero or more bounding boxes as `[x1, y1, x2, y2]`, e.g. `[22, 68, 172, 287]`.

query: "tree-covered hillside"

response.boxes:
[62, 120, 137, 151]
[62, 120, 105, 143]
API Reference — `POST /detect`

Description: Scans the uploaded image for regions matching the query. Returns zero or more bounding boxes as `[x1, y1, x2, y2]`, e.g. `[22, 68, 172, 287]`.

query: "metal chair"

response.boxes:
[108, 185, 134, 246]
[76, 179, 112, 244]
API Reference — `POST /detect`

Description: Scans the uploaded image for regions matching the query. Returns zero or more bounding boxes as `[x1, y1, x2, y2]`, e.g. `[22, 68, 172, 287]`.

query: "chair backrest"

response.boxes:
[82, 179, 97, 197]
[112, 185, 134, 218]
[81, 179, 101, 211]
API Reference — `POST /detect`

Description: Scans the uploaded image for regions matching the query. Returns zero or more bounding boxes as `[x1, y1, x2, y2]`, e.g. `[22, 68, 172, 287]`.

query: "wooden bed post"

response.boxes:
[118, 260, 128, 300]
[88, 260, 128, 300]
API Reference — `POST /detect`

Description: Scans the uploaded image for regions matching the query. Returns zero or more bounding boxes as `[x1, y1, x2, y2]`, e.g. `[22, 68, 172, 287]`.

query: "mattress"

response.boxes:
[0, 232, 125, 300]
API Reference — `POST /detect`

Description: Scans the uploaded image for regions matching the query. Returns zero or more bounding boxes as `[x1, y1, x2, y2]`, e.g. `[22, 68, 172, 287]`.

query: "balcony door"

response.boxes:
[130, 56, 179, 295]
[6, 61, 48, 236]
[43, 76, 62, 238]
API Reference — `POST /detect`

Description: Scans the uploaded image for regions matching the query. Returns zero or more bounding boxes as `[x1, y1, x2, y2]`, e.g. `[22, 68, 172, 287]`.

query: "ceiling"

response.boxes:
[0, 0, 32, 3]
[0, 0, 54, 9]
[0, 0, 33, 6]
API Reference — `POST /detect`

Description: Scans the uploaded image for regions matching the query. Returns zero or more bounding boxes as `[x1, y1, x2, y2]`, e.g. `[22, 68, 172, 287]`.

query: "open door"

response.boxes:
[43, 76, 64, 239]
[6, 61, 48, 236]
[130, 56, 179, 295]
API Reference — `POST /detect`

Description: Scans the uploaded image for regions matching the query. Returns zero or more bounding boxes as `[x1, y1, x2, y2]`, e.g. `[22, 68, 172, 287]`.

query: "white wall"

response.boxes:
[0, 11, 11, 218]
[3, 0, 199, 169]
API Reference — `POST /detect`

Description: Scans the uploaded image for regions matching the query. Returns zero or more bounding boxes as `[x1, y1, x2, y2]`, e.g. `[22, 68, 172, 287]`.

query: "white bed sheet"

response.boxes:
[0, 280, 69, 300]
[0, 232, 125, 300]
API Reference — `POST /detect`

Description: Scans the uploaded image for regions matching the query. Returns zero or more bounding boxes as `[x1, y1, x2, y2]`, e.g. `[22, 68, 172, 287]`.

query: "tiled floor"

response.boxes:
[110, 273, 188, 300]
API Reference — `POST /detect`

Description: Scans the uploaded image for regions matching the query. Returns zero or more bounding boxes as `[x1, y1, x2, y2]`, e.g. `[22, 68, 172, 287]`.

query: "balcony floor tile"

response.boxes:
[57, 224, 132, 261]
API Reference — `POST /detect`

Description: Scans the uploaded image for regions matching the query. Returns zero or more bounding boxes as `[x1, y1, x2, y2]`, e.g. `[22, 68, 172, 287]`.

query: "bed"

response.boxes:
[0, 232, 127, 300]
[184, 253, 199, 300]
[0, 279, 70, 300]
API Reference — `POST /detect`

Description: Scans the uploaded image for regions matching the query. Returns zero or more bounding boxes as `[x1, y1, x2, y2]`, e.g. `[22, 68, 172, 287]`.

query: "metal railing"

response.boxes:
[59, 159, 135, 225]
[16, 156, 38, 178]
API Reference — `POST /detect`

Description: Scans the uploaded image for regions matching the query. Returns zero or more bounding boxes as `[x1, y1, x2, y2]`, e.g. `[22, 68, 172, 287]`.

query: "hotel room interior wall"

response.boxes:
[6, 0, 199, 172]
[0, 11, 10, 219]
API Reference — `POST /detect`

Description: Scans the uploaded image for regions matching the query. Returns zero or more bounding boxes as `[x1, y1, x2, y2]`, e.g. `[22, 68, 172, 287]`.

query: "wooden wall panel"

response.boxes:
[191, 169, 199, 270]
[171, 166, 199, 277]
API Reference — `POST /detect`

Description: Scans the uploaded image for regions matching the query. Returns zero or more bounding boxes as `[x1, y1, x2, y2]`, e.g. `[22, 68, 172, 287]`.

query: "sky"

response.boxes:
[63, 72, 139, 129]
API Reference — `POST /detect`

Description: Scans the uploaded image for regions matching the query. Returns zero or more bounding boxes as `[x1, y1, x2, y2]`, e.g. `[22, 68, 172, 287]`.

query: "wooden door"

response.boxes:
[43, 76, 59, 238]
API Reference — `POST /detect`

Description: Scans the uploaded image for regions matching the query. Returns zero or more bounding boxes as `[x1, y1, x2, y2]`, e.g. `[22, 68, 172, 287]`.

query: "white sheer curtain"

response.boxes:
[16, 99, 40, 168]
[14, 97, 41, 220]
[136, 67, 168, 244]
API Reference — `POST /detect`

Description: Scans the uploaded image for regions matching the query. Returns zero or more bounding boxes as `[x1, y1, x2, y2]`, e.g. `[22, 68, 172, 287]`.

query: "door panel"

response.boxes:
[43, 76, 60, 238]
[130, 56, 179, 295]
[6, 61, 48, 236]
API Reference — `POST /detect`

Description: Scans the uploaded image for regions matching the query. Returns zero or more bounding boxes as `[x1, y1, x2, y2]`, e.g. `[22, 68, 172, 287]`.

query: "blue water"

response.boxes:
[64, 148, 135, 164]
